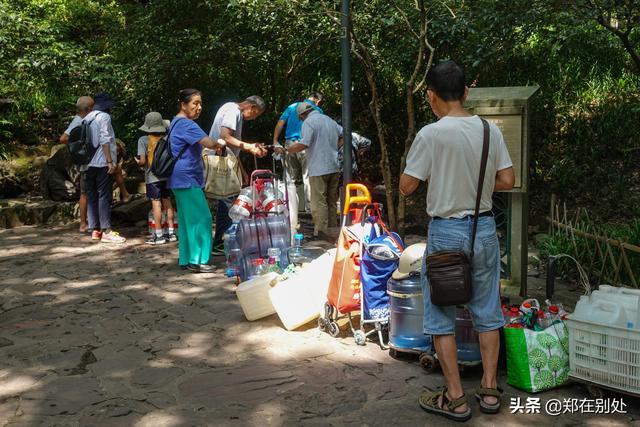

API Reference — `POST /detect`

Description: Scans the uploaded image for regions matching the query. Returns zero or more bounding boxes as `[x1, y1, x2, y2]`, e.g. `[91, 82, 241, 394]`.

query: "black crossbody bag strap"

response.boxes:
[469, 118, 491, 261]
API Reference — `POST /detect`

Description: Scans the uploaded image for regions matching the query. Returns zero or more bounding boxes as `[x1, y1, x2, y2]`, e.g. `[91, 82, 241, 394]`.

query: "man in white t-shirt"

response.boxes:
[59, 96, 93, 233]
[400, 61, 515, 421]
[208, 96, 268, 254]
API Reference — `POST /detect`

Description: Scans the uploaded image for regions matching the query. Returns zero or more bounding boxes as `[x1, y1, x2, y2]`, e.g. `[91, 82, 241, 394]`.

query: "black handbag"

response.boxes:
[426, 118, 491, 306]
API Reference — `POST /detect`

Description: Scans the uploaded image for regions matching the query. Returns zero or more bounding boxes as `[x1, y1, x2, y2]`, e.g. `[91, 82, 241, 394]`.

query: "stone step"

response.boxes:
[0, 197, 77, 229]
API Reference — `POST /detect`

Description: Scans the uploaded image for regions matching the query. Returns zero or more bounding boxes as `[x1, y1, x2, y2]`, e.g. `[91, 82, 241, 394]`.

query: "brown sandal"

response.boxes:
[474, 387, 503, 414]
[418, 388, 472, 422]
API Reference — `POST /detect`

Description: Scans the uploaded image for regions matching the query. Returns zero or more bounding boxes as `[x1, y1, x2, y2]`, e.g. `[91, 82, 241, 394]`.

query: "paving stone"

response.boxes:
[3, 225, 640, 425]
[178, 366, 303, 407]
[134, 410, 207, 427]
[143, 391, 177, 409]
[166, 305, 216, 327]
[22, 376, 105, 416]
[131, 366, 185, 388]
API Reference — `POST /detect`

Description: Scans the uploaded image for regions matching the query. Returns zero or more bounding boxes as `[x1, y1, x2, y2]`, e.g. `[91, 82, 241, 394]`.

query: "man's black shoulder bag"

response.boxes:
[426, 118, 491, 307]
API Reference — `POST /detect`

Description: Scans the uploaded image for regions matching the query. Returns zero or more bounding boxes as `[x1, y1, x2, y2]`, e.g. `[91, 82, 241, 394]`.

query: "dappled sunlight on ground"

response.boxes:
[0, 224, 639, 425]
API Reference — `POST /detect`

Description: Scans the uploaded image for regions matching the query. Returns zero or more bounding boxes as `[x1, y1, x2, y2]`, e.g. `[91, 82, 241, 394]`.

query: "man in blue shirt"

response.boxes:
[272, 92, 323, 213]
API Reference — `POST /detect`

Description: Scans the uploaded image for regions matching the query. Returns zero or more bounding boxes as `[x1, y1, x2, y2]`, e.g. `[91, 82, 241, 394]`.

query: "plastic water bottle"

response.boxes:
[223, 223, 239, 258]
[226, 248, 241, 278]
[506, 306, 522, 324]
[254, 258, 269, 276]
[288, 233, 305, 265]
[229, 188, 253, 222]
[535, 310, 551, 330]
[267, 248, 283, 274]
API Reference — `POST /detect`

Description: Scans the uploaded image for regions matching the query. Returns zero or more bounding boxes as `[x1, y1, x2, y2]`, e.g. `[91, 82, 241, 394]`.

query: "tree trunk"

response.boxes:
[397, 0, 434, 236]
[351, 34, 398, 229]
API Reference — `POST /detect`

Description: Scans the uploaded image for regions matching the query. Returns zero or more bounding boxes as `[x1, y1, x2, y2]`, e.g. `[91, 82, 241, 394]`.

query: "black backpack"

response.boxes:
[67, 113, 101, 166]
[150, 117, 187, 179]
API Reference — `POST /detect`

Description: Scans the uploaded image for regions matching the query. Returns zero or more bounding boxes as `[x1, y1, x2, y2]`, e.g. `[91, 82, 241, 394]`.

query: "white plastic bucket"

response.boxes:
[269, 249, 335, 330]
[235, 272, 279, 321]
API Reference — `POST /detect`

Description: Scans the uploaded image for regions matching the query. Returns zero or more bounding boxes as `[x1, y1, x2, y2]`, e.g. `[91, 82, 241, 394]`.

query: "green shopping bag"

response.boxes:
[504, 321, 570, 393]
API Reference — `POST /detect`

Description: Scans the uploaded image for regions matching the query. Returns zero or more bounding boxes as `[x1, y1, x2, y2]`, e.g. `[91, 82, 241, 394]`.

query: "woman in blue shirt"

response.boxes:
[169, 89, 224, 273]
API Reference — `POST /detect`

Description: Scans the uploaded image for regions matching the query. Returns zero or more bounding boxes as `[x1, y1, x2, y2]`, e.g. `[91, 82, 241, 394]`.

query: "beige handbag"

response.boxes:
[203, 149, 242, 199]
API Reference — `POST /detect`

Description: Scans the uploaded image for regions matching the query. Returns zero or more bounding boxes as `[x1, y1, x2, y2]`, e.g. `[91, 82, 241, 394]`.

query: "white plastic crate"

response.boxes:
[567, 317, 640, 396]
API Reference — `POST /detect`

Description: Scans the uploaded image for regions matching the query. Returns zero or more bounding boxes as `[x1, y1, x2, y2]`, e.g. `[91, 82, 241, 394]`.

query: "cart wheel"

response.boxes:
[324, 303, 334, 320]
[586, 384, 604, 399]
[328, 322, 340, 337]
[354, 330, 366, 346]
[419, 353, 437, 373]
[317, 317, 326, 332]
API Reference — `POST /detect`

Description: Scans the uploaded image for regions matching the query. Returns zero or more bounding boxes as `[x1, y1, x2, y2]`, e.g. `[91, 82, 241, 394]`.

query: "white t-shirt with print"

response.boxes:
[403, 115, 513, 219]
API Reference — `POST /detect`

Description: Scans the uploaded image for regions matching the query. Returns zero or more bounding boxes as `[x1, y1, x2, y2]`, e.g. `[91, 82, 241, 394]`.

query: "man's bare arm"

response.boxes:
[287, 143, 306, 154]
[399, 173, 421, 196]
[220, 126, 266, 157]
[272, 119, 285, 145]
[494, 166, 515, 191]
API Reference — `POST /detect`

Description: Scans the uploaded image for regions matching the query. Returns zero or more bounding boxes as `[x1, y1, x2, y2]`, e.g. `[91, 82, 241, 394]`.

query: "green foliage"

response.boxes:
[1, 0, 639, 223]
[537, 220, 640, 284]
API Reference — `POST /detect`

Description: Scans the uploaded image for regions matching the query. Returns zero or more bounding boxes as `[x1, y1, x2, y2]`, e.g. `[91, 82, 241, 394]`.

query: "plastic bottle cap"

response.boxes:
[510, 307, 519, 315]
[538, 311, 545, 318]
[254, 258, 264, 265]
[294, 233, 304, 239]
[549, 305, 559, 314]
[523, 302, 531, 309]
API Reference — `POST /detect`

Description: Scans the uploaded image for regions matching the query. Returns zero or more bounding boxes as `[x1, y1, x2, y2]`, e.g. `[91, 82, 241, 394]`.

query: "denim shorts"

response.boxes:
[421, 216, 505, 335]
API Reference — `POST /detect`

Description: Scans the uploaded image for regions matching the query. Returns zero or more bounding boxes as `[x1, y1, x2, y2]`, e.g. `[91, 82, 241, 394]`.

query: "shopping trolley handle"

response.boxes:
[343, 183, 372, 216]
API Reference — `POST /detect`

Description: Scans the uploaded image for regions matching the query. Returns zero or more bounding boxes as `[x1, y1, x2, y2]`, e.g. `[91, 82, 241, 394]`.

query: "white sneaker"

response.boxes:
[101, 230, 126, 244]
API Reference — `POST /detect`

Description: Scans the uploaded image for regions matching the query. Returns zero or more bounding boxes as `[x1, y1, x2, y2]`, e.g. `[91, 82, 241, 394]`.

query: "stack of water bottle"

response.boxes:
[229, 182, 288, 222]
[503, 298, 568, 331]
[223, 222, 304, 282]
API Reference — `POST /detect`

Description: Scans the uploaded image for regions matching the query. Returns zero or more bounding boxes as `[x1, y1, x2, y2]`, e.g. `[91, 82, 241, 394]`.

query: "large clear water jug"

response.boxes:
[387, 274, 430, 351]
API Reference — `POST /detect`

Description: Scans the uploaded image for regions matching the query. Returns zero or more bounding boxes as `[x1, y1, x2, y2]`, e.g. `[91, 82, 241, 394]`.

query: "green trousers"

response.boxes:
[173, 187, 212, 266]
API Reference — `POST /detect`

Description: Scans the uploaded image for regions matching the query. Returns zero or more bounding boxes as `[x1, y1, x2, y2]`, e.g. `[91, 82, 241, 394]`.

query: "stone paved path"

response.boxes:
[0, 225, 638, 426]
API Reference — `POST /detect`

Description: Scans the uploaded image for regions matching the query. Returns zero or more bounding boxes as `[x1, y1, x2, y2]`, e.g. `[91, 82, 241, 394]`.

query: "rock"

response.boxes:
[0, 198, 77, 229]
[528, 254, 541, 267]
[533, 233, 549, 246]
[0, 162, 23, 198]
[0, 337, 13, 348]
[112, 197, 150, 224]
